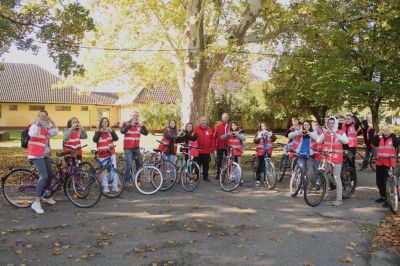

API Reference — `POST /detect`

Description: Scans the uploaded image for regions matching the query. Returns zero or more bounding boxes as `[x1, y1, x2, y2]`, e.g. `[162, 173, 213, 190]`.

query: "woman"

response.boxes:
[159, 120, 183, 180]
[28, 110, 59, 214]
[288, 120, 319, 180]
[253, 122, 277, 187]
[63, 117, 87, 162]
[93, 117, 119, 193]
[178, 123, 199, 159]
[221, 121, 246, 185]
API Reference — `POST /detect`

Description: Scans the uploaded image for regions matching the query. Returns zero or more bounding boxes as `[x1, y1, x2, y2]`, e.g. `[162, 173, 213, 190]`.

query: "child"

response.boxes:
[63, 117, 87, 162]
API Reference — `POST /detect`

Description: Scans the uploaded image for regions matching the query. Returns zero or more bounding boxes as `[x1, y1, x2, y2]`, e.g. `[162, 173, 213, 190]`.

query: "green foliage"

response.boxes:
[139, 102, 181, 130]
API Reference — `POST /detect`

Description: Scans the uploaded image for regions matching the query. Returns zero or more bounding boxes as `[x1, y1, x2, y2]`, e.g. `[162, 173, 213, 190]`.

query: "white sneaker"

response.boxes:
[255, 181, 261, 187]
[103, 187, 110, 193]
[42, 197, 56, 205]
[112, 186, 119, 193]
[332, 200, 343, 207]
[31, 202, 44, 214]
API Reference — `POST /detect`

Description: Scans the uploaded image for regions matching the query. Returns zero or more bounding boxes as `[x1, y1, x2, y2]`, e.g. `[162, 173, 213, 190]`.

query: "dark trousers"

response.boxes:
[195, 154, 211, 180]
[256, 155, 270, 181]
[216, 149, 227, 177]
[376, 165, 389, 198]
[347, 147, 356, 168]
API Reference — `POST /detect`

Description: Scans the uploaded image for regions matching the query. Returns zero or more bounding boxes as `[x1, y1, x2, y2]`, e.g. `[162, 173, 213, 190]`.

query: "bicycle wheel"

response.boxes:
[2, 169, 38, 208]
[290, 165, 303, 197]
[304, 170, 327, 207]
[219, 162, 241, 192]
[64, 169, 102, 208]
[252, 156, 259, 180]
[369, 155, 376, 172]
[98, 167, 124, 199]
[386, 176, 399, 213]
[341, 167, 357, 199]
[264, 160, 277, 190]
[117, 158, 127, 177]
[154, 161, 177, 191]
[135, 165, 163, 195]
[181, 160, 201, 192]
[278, 155, 289, 182]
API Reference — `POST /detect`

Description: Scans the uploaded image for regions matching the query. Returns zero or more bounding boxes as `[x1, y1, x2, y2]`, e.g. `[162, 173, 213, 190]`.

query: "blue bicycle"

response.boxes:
[252, 152, 277, 190]
[87, 148, 124, 199]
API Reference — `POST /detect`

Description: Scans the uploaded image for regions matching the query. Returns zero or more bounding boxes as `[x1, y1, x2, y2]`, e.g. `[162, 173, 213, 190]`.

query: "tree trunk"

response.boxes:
[369, 102, 380, 131]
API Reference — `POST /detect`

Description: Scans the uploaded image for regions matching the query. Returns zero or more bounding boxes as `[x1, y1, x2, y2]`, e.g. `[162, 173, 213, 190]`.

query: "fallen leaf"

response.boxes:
[25, 243, 33, 249]
[186, 227, 198, 232]
[53, 248, 62, 256]
[340, 256, 353, 263]
[15, 249, 22, 255]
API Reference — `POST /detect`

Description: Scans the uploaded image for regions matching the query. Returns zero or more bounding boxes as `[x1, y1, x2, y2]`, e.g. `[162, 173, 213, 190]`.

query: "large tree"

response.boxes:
[0, 0, 94, 76]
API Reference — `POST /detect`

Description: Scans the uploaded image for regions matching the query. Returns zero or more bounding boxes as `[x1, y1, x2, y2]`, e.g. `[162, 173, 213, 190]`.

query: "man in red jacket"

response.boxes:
[213, 113, 230, 179]
[194, 116, 215, 181]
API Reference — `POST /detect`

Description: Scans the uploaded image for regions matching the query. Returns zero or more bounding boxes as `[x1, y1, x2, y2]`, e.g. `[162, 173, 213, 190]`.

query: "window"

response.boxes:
[81, 106, 89, 111]
[29, 105, 45, 111]
[55, 105, 71, 111]
[9, 105, 18, 111]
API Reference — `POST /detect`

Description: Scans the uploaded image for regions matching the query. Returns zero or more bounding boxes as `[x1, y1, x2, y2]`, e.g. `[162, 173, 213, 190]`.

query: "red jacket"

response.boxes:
[214, 122, 230, 149]
[194, 125, 215, 154]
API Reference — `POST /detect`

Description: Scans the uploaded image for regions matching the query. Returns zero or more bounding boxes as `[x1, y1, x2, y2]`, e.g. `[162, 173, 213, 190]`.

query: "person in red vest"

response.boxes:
[312, 120, 324, 174]
[177, 123, 199, 159]
[317, 116, 348, 207]
[28, 110, 59, 214]
[285, 117, 303, 159]
[372, 124, 398, 208]
[254, 122, 277, 187]
[341, 113, 361, 169]
[221, 122, 246, 185]
[93, 117, 119, 193]
[194, 116, 215, 181]
[63, 117, 87, 162]
[120, 111, 148, 182]
[213, 113, 231, 179]
[358, 120, 376, 171]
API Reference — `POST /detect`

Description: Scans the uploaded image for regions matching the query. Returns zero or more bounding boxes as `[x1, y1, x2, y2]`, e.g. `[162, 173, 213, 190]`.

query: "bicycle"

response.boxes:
[289, 153, 312, 197]
[383, 155, 400, 213]
[251, 152, 277, 190]
[340, 150, 357, 199]
[303, 153, 329, 207]
[219, 145, 242, 192]
[2, 145, 102, 208]
[86, 147, 124, 199]
[116, 148, 146, 181]
[175, 144, 201, 192]
[276, 142, 294, 182]
[356, 145, 376, 172]
[153, 140, 178, 191]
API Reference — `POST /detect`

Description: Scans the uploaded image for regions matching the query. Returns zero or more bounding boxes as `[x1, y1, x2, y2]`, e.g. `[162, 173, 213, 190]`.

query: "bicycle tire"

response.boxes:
[278, 154, 289, 182]
[135, 165, 163, 195]
[2, 168, 38, 208]
[219, 162, 241, 192]
[264, 160, 277, 190]
[369, 155, 376, 172]
[98, 167, 125, 199]
[64, 169, 102, 208]
[80, 161, 95, 174]
[181, 160, 201, 192]
[290, 164, 303, 197]
[342, 167, 357, 199]
[386, 176, 399, 213]
[304, 170, 327, 207]
[154, 161, 177, 191]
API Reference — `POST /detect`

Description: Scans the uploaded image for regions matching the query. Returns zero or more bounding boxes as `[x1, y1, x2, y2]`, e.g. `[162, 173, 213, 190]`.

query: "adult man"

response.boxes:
[120, 111, 148, 182]
[213, 113, 230, 179]
[317, 116, 348, 207]
[341, 113, 360, 169]
[358, 120, 375, 171]
[194, 116, 215, 181]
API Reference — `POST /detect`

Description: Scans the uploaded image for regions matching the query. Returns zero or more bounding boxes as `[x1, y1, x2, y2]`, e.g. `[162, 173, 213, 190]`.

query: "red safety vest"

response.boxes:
[312, 130, 323, 161]
[342, 123, 357, 148]
[97, 132, 116, 159]
[188, 133, 199, 158]
[322, 130, 344, 164]
[63, 129, 82, 157]
[229, 135, 243, 156]
[376, 136, 397, 167]
[123, 123, 141, 149]
[256, 132, 273, 156]
[159, 129, 178, 154]
[27, 124, 50, 157]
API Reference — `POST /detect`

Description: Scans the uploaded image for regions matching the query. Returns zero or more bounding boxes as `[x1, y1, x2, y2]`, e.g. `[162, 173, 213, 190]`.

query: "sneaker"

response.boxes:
[103, 187, 110, 193]
[299, 189, 304, 195]
[42, 197, 56, 205]
[375, 197, 385, 203]
[324, 191, 329, 200]
[112, 186, 119, 193]
[31, 202, 44, 214]
[332, 200, 343, 207]
[255, 180, 261, 187]
[382, 202, 389, 208]
[239, 179, 244, 186]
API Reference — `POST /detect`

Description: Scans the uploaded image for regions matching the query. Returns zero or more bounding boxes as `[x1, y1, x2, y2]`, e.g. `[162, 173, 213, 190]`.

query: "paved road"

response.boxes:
[0, 168, 399, 266]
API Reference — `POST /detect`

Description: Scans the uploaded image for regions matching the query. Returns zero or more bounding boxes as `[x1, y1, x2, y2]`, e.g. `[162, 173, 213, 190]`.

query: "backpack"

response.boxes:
[21, 125, 31, 148]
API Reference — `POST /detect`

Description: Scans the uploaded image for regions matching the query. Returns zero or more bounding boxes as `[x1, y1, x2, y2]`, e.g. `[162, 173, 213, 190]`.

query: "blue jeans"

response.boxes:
[299, 157, 313, 178]
[31, 157, 54, 197]
[313, 159, 320, 175]
[124, 148, 142, 181]
[163, 154, 176, 180]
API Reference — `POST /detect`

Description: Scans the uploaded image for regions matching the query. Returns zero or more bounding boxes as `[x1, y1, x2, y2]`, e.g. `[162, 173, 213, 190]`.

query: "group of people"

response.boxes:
[26, 109, 397, 214]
